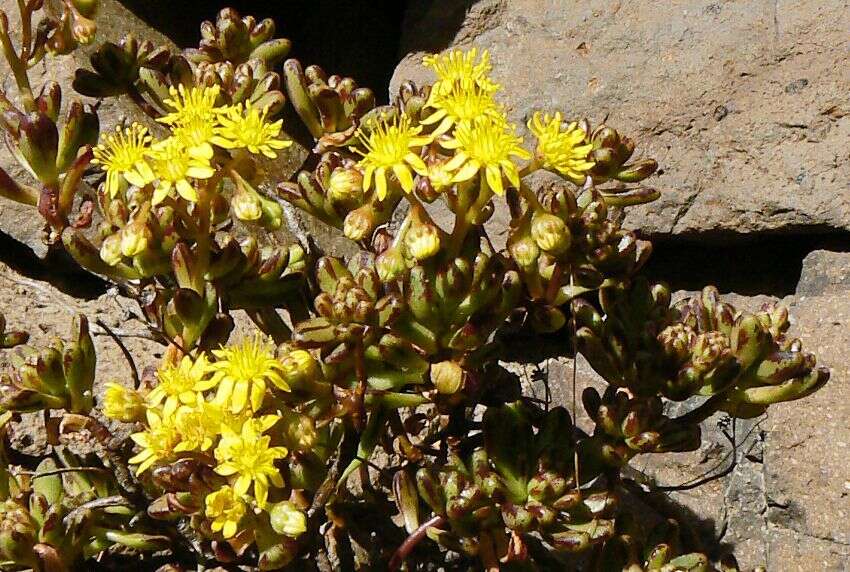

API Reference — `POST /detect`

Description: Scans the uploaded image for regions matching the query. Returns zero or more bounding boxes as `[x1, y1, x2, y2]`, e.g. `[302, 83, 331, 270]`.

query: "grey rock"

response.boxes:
[796, 249, 850, 296]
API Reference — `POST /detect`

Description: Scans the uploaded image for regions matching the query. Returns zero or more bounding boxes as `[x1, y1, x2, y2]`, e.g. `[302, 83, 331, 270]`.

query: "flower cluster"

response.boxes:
[348, 48, 595, 208]
[105, 336, 316, 541]
[92, 85, 291, 205]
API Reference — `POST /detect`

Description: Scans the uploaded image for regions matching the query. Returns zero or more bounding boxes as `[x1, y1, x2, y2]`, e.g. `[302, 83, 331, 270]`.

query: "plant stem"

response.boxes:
[387, 515, 446, 571]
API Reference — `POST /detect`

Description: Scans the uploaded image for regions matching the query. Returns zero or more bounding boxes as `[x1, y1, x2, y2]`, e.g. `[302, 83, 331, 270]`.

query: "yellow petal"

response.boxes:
[375, 167, 388, 201]
[393, 164, 414, 193]
[230, 379, 249, 413]
[176, 179, 198, 202]
[404, 153, 428, 174]
[485, 164, 504, 195]
[452, 160, 481, 183]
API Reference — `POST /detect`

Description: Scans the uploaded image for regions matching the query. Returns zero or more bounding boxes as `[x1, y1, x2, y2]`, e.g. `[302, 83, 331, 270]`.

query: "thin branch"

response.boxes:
[388, 515, 446, 572]
[95, 318, 140, 390]
[16, 466, 110, 478]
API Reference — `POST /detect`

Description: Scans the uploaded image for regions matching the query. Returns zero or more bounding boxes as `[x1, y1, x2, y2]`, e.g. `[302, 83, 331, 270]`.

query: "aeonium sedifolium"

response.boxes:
[0, 11, 827, 568]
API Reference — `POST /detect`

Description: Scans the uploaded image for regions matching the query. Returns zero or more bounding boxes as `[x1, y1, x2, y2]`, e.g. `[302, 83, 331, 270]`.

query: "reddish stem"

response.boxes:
[388, 515, 447, 572]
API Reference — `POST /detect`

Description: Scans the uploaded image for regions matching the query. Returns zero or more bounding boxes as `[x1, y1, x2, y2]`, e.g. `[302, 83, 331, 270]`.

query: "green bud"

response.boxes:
[231, 185, 263, 221]
[531, 212, 571, 255]
[405, 223, 441, 261]
[327, 167, 363, 203]
[120, 221, 151, 257]
[430, 360, 464, 395]
[268, 501, 307, 538]
[376, 248, 406, 282]
[508, 235, 539, 269]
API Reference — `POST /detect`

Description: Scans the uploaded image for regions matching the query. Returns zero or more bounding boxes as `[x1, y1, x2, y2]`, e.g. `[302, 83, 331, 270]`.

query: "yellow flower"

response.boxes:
[205, 485, 247, 539]
[159, 84, 225, 127]
[174, 398, 221, 453]
[102, 382, 145, 423]
[352, 114, 430, 200]
[423, 48, 498, 95]
[210, 336, 288, 414]
[528, 112, 595, 184]
[158, 85, 226, 162]
[91, 123, 155, 197]
[441, 117, 531, 195]
[211, 102, 292, 158]
[214, 415, 287, 508]
[421, 80, 503, 136]
[128, 409, 181, 474]
[147, 354, 216, 417]
[147, 136, 216, 205]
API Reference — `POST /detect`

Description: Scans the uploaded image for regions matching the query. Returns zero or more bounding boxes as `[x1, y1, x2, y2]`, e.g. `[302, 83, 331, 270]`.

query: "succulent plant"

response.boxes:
[0, 4, 830, 570]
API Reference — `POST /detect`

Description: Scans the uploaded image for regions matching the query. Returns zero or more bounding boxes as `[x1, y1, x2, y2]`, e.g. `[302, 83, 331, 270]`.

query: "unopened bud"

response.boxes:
[71, 14, 97, 45]
[269, 501, 307, 538]
[376, 248, 406, 282]
[404, 223, 441, 261]
[120, 221, 151, 256]
[279, 349, 318, 391]
[99, 233, 123, 266]
[343, 206, 374, 241]
[508, 235, 539, 269]
[327, 167, 363, 203]
[531, 212, 571, 255]
[101, 382, 145, 422]
[280, 409, 318, 451]
[231, 186, 262, 222]
[658, 324, 696, 363]
[0, 500, 37, 564]
[430, 360, 464, 394]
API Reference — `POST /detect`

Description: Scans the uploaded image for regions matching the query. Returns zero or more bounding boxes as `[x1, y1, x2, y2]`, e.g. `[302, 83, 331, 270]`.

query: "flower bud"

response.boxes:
[269, 501, 307, 538]
[376, 248, 407, 282]
[430, 360, 464, 394]
[343, 206, 374, 241]
[508, 236, 539, 270]
[231, 186, 263, 222]
[279, 349, 318, 391]
[531, 212, 571, 255]
[120, 221, 152, 257]
[327, 167, 363, 203]
[102, 382, 145, 422]
[99, 233, 123, 266]
[72, 13, 97, 45]
[280, 409, 318, 451]
[405, 223, 441, 261]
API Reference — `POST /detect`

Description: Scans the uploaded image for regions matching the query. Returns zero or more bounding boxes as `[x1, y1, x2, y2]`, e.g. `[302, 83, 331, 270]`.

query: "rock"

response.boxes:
[391, 0, 850, 243]
[796, 249, 850, 296]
